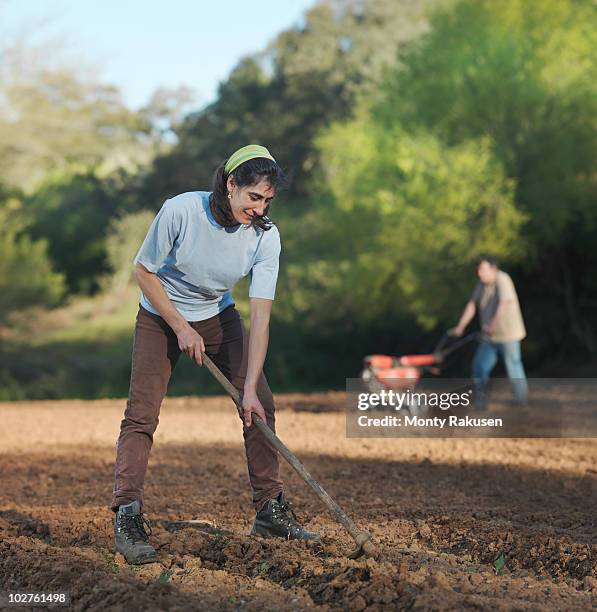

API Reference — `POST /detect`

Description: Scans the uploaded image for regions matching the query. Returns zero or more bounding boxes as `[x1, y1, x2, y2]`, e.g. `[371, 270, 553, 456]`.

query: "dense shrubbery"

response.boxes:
[0, 191, 65, 325]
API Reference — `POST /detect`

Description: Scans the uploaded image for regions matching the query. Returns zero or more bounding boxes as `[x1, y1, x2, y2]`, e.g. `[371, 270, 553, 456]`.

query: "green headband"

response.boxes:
[224, 144, 276, 175]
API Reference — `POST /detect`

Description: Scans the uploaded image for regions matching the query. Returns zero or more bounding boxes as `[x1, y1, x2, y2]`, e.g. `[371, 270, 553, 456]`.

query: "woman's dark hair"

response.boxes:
[209, 156, 287, 231]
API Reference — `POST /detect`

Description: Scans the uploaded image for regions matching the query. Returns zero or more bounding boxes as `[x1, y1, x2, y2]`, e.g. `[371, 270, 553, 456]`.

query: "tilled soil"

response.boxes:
[0, 393, 595, 611]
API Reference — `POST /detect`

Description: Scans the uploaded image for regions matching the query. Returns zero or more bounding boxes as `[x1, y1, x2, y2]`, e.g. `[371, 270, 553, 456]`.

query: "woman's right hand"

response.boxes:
[175, 324, 205, 365]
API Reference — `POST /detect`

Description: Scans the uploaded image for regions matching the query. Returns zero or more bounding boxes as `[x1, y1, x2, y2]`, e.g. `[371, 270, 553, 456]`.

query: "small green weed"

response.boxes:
[494, 553, 506, 576]
[158, 570, 172, 583]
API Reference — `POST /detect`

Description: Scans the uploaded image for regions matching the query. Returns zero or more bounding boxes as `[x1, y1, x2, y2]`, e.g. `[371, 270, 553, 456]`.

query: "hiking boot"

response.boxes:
[114, 501, 157, 565]
[250, 492, 320, 541]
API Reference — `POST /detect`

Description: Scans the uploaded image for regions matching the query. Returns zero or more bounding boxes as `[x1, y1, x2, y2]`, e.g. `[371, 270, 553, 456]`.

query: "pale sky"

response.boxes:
[2, 0, 317, 110]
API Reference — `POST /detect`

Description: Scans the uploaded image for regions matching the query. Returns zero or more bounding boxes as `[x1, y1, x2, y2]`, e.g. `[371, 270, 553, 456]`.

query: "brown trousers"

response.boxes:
[111, 304, 283, 512]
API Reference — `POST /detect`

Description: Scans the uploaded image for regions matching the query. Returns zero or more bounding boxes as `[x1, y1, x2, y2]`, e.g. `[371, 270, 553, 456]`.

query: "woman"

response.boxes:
[111, 144, 318, 565]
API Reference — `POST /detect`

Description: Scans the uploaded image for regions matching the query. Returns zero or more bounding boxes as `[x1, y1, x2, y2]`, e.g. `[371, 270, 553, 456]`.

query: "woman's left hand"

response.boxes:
[242, 388, 267, 428]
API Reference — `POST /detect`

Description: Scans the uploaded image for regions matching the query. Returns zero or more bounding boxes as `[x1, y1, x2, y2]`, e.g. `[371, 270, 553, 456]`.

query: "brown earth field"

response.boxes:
[0, 392, 595, 611]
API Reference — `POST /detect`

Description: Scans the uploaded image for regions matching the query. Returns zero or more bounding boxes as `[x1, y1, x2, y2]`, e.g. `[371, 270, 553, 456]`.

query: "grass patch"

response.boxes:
[99, 549, 120, 574]
[0, 278, 355, 399]
[0, 285, 247, 399]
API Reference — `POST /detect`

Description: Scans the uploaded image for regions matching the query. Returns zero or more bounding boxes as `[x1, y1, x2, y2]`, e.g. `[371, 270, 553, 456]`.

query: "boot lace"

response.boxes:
[119, 513, 152, 544]
[271, 498, 303, 539]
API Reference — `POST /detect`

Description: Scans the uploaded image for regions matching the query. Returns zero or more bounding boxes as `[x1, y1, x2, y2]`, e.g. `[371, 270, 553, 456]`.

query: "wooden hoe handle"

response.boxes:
[201, 352, 376, 559]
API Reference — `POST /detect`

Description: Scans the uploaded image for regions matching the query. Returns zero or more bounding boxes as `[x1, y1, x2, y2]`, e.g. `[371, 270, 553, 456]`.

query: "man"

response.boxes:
[452, 256, 528, 409]
[111, 145, 318, 565]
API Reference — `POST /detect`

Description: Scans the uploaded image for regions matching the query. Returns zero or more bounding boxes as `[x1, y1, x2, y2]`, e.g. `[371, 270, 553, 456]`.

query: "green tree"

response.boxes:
[23, 171, 122, 294]
[0, 68, 152, 193]
[380, 0, 597, 246]
[141, 0, 441, 204]
[0, 191, 65, 324]
[310, 114, 525, 329]
[103, 210, 155, 291]
[377, 0, 597, 352]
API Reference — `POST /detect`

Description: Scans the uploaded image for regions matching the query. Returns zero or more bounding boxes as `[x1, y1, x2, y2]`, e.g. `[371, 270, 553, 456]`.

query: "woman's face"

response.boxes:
[226, 176, 275, 225]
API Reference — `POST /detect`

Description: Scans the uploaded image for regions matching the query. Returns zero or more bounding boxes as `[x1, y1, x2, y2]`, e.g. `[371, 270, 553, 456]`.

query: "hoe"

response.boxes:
[202, 352, 376, 560]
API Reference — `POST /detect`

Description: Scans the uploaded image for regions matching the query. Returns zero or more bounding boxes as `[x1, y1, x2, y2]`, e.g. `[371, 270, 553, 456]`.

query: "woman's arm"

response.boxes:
[242, 297, 273, 427]
[135, 263, 205, 364]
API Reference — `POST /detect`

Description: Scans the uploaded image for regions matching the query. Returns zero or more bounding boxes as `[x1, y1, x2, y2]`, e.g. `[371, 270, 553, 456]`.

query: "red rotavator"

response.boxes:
[361, 332, 479, 394]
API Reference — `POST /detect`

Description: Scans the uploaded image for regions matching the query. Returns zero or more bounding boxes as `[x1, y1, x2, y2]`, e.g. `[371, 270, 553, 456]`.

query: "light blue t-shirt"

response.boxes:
[134, 191, 281, 321]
